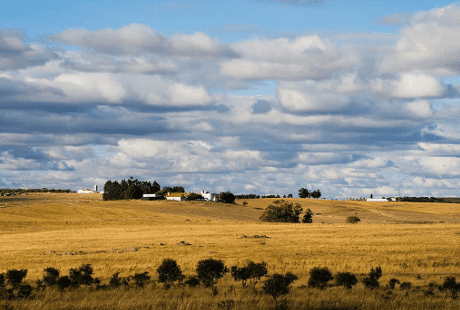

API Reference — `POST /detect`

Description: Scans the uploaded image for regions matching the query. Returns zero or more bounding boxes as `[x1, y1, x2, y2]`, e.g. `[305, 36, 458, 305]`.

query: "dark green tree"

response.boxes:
[231, 261, 268, 288]
[259, 200, 303, 223]
[335, 272, 358, 289]
[219, 192, 235, 204]
[157, 258, 185, 289]
[302, 209, 313, 223]
[262, 272, 298, 307]
[196, 258, 228, 294]
[308, 267, 333, 289]
[298, 188, 309, 198]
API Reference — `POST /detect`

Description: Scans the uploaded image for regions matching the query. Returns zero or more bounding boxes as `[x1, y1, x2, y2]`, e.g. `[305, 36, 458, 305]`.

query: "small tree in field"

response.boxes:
[196, 258, 228, 294]
[42, 267, 60, 287]
[363, 267, 382, 289]
[157, 258, 184, 289]
[262, 272, 298, 307]
[259, 200, 303, 223]
[335, 272, 358, 289]
[231, 261, 268, 288]
[302, 209, 313, 223]
[219, 192, 235, 204]
[308, 267, 333, 289]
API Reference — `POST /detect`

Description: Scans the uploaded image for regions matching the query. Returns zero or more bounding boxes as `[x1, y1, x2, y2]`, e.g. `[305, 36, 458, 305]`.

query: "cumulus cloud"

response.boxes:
[51, 24, 236, 58]
[0, 29, 56, 69]
[371, 72, 445, 98]
[379, 4, 460, 75]
[221, 35, 358, 80]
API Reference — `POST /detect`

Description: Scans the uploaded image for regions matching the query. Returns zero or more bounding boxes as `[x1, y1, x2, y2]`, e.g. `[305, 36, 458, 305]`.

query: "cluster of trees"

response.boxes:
[103, 177, 161, 200]
[259, 200, 313, 223]
[0, 188, 71, 196]
[298, 188, 322, 199]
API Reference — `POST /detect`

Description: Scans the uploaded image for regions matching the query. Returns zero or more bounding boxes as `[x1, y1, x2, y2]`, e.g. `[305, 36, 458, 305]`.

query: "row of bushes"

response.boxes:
[2, 260, 460, 306]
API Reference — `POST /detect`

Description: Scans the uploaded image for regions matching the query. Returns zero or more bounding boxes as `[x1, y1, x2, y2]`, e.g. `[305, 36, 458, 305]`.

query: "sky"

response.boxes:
[1, 0, 460, 199]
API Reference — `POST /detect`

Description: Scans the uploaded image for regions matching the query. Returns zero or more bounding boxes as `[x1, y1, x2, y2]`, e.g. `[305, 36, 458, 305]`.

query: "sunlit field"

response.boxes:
[1, 193, 460, 309]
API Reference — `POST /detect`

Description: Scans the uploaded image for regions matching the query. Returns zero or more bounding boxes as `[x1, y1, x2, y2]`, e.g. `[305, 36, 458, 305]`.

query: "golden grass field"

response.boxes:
[1, 193, 460, 309]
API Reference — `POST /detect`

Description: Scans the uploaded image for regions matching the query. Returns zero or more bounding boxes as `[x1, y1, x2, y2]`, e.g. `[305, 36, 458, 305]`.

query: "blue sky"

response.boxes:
[2, 0, 460, 198]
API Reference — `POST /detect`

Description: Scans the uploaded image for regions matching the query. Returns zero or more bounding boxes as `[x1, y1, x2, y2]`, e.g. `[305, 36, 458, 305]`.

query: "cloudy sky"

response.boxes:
[1, 0, 460, 198]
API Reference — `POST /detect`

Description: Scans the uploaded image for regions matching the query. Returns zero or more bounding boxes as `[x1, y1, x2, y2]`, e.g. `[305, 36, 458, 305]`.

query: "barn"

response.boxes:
[165, 193, 187, 201]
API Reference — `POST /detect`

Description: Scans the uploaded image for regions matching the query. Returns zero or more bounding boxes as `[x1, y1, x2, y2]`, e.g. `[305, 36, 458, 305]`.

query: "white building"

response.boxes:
[201, 191, 219, 202]
[142, 194, 163, 200]
[93, 184, 98, 193]
[165, 193, 187, 201]
[77, 189, 93, 194]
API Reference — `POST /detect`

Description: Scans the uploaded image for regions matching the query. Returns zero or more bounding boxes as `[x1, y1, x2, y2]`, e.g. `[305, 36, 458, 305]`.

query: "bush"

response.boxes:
[69, 264, 95, 287]
[308, 267, 333, 289]
[42, 267, 60, 287]
[231, 261, 268, 288]
[363, 267, 382, 289]
[335, 272, 358, 289]
[259, 200, 303, 223]
[184, 275, 200, 287]
[346, 216, 361, 224]
[400, 281, 412, 290]
[157, 258, 184, 288]
[196, 259, 228, 292]
[302, 209, 313, 223]
[57, 276, 72, 290]
[438, 277, 460, 298]
[262, 272, 298, 307]
[132, 272, 150, 288]
[219, 192, 235, 204]
[388, 278, 400, 289]
[6, 270, 27, 288]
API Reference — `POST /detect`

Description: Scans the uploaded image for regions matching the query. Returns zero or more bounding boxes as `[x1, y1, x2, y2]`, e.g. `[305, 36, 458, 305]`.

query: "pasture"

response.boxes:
[0, 193, 460, 309]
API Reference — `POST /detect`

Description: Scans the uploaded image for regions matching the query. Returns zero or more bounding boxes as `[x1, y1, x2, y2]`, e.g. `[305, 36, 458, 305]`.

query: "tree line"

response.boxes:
[298, 188, 322, 199]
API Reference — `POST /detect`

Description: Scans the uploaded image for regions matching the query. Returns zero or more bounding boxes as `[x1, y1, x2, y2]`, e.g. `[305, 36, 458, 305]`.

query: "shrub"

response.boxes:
[196, 259, 228, 292]
[231, 261, 268, 288]
[363, 267, 382, 289]
[6, 269, 27, 288]
[16, 284, 32, 298]
[132, 272, 150, 288]
[262, 272, 298, 307]
[69, 264, 95, 287]
[157, 258, 184, 289]
[346, 216, 361, 224]
[335, 272, 358, 289]
[219, 192, 235, 204]
[259, 200, 303, 223]
[184, 275, 200, 287]
[308, 267, 333, 289]
[388, 278, 400, 289]
[302, 209, 313, 223]
[400, 281, 412, 290]
[42, 267, 60, 287]
[438, 277, 460, 298]
[57, 276, 72, 290]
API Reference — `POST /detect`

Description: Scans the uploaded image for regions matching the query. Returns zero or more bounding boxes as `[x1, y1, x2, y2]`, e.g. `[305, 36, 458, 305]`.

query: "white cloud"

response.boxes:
[371, 72, 444, 98]
[403, 100, 433, 118]
[221, 35, 358, 80]
[379, 4, 460, 75]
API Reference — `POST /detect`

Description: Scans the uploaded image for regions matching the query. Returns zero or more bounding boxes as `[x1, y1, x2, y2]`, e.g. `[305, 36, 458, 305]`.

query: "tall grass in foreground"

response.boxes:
[2, 283, 460, 310]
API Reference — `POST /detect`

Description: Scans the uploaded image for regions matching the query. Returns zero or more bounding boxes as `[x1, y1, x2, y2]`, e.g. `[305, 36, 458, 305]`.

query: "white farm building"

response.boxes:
[201, 191, 219, 202]
[77, 189, 93, 194]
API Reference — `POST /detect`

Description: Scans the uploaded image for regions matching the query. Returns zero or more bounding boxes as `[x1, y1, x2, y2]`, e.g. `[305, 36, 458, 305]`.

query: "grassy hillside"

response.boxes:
[0, 193, 460, 309]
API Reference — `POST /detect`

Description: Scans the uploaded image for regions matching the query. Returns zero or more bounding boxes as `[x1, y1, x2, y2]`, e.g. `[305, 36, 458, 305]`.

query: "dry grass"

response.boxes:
[1, 193, 460, 309]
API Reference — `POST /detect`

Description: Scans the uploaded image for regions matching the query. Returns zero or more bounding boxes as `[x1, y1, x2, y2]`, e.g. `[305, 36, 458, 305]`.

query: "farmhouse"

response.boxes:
[367, 198, 396, 202]
[165, 192, 187, 201]
[201, 190, 219, 201]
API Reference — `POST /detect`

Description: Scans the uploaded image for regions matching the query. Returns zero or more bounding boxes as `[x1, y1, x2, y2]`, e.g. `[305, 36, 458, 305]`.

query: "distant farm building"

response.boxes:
[367, 198, 396, 202]
[142, 194, 164, 200]
[93, 184, 98, 193]
[165, 192, 188, 201]
[77, 189, 93, 194]
[201, 190, 219, 201]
